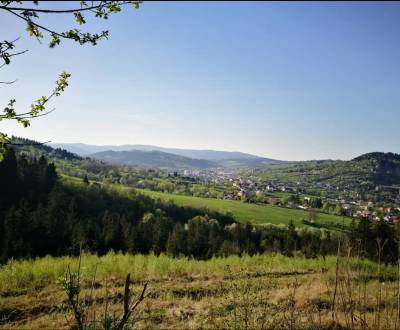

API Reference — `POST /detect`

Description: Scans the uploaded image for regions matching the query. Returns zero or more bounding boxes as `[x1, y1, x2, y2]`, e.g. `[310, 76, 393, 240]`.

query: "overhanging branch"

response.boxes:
[0, 1, 135, 14]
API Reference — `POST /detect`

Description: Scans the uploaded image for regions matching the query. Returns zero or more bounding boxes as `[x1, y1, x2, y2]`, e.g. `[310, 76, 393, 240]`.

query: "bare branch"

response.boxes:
[129, 281, 148, 312]
[117, 273, 148, 329]
[123, 273, 131, 317]
[7, 49, 28, 57]
[0, 79, 17, 84]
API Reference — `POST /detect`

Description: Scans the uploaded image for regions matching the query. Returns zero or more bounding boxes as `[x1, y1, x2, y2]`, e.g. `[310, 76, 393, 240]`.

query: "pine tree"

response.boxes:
[0, 148, 18, 209]
[166, 223, 187, 257]
[102, 211, 125, 253]
[187, 216, 211, 259]
[152, 216, 172, 255]
[284, 220, 298, 256]
[2, 201, 32, 260]
[83, 175, 90, 185]
[44, 163, 58, 193]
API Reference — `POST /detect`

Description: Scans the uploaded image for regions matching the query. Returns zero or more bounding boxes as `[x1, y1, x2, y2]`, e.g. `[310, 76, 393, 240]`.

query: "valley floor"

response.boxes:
[0, 253, 398, 329]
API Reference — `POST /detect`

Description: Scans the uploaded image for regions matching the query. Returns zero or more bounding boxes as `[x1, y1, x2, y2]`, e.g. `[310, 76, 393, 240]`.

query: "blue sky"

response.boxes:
[1, 1, 400, 160]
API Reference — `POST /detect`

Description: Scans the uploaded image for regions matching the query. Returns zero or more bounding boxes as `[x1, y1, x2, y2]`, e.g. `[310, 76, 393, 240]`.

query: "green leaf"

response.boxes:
[74, 12, 86, 25]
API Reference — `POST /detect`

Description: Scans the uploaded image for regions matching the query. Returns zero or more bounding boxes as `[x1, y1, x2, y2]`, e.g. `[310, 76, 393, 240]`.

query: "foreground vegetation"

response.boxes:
[1, 251, 399, 329]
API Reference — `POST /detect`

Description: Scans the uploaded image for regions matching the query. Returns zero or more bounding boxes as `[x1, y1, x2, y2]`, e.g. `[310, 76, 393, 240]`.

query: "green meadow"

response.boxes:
[61, 175, 351, 230]
[136, 188, 351, 229]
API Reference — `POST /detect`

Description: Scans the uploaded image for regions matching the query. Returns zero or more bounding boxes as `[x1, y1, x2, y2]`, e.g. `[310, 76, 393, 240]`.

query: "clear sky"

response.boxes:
[1, 1, 400, 161]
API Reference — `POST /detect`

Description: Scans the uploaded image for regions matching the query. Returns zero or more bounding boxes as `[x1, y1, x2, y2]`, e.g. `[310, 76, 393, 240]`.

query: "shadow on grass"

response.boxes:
[301, 219, 349, 232]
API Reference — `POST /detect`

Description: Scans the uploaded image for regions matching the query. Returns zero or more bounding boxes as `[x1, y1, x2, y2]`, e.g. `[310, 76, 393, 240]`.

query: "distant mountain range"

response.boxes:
[89, 150, 216, 169]
[50, 143, 283, 169]
[51, 143, 267, 160]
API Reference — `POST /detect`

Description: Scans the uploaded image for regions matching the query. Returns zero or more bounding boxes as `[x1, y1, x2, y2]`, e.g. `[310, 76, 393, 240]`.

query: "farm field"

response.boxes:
[0, 252, 397, 329]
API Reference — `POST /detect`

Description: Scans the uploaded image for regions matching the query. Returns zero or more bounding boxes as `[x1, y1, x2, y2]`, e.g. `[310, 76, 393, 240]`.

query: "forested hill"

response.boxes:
[352, 152, 400, 185]
[256, 152, 400, 190]
[352, 152, 400, 162]
[10, 137, 82, 161]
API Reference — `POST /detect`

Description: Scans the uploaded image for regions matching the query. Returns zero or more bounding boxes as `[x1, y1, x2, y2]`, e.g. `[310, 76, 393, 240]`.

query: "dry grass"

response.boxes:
[0, 253, 399, 329]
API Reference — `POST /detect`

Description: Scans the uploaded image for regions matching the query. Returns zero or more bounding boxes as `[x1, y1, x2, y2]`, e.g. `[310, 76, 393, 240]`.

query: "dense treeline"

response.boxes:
[0, 149, 398, 264]
[11, 137, 82, 161]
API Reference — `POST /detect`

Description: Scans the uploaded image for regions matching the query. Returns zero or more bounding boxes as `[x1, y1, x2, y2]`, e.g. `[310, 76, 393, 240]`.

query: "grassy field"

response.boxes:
[135, 188, 352, 229]
[61, 175, 351, 230]
[0, 252, 397, 329]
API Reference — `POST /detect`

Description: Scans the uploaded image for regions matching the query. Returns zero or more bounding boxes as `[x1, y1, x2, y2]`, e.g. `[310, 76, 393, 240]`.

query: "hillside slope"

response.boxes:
[256, 152, 400, 189]
[352, 152, 400, 185]
[133, 187, 351, 230]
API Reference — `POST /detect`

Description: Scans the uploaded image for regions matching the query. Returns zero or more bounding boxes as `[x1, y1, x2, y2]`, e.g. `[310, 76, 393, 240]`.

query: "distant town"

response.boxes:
[171, 168, 400, 225]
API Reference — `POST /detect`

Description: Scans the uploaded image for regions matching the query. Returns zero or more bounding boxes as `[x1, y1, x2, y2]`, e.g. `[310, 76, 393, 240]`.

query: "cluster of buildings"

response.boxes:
[173, 170, 400, 226]
[170, 169, 234, 183]
[353, 207, 400, 224]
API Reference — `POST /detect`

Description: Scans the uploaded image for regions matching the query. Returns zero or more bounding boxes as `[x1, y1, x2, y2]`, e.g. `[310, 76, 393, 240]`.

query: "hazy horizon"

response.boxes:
[2, 1, 400, 161]
[50, 140, 394, 162]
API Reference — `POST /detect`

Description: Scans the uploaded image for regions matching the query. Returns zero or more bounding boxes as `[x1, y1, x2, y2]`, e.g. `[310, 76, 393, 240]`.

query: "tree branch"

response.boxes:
[7, 49, 29, 57]
[4, 8, 67, 40]
[0, 108, 56, 120]
[0, 1, 135, 14]
[117, 274, 148, 328]
[0, 79, 17, 84]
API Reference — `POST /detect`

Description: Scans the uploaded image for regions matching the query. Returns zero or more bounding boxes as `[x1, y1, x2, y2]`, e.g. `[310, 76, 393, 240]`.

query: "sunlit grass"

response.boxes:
[135, 188, 352, 228]
[60, 174, 352, 230]
[0, 252, 395, 294]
